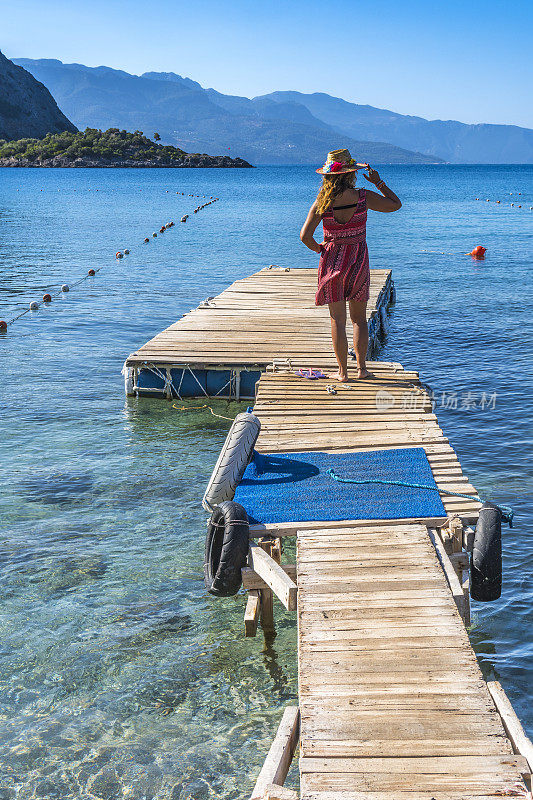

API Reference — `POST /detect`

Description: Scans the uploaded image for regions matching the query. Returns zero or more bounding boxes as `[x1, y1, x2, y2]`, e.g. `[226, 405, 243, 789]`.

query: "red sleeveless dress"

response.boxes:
[315, 188, 370, 306]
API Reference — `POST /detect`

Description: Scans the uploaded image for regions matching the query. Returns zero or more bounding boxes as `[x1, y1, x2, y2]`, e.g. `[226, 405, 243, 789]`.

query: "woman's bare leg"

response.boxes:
[349, 299, 369, 378]
[328, 300, 348, 381]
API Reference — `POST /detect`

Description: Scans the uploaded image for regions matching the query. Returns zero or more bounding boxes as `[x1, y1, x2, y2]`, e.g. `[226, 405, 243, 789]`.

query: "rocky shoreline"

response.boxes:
[0, 154, 253, 168]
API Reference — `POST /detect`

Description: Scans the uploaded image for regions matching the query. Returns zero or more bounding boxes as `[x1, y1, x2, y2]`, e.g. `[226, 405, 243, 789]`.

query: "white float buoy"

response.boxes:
[29, 301, 39, 310]
[61, 285, 69, 292]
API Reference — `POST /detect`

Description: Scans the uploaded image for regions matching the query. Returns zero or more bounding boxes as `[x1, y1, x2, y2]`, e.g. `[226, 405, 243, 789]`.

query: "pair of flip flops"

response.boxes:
[296, 368, 327, 380]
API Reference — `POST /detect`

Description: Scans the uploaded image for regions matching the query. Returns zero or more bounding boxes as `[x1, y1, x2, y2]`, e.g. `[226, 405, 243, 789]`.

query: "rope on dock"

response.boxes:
[326, 468, 514, 526]
[171, 403, 234, 421]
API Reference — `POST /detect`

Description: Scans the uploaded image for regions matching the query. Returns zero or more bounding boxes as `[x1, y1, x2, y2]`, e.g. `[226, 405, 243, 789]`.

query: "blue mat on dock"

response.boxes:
[233, 447, 446, 524]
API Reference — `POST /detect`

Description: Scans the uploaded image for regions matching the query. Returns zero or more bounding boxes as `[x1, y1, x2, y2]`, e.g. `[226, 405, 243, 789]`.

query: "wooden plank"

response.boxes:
[300, 755, 529, 775]
[300, 736, 514, 758]
[250, 706, 300, 800]
[248, 542, 297, 611]
[242, 564, 297, 591]
[300, 773, 528, 793]
[487, 680, 533, 773]
[249, 517, 449, 537]
[302, 794, 524, 800]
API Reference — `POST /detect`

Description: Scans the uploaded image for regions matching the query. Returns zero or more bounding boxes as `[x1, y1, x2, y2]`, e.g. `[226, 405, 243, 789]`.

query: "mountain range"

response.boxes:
[0, 51, 76, 141]
[11, 57, 533, 165]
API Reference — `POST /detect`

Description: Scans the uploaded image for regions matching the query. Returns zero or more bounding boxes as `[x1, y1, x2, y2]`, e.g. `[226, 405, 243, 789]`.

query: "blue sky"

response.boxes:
[3, 0, 532, 128]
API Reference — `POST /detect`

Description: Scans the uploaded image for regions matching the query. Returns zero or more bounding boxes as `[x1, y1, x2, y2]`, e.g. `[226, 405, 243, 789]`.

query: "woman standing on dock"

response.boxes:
[300, 149, 402, 381]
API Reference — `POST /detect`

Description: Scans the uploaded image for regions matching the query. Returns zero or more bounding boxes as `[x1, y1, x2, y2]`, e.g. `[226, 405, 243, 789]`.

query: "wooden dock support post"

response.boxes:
[428, 528, 468, 623]
[250, 706, 300, 800]
[449, 515, 464, 553]
[244, 590, 260, 637]
[249, 541, 297, 613]
[258, 539, 276, 637]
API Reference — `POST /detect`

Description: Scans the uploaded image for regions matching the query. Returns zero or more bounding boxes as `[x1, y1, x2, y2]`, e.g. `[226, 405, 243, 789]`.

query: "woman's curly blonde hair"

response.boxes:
[316, 172, 355, 216]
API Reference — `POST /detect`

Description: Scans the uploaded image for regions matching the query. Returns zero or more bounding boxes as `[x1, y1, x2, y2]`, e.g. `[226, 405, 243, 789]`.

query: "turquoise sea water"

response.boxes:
[0, 165, 531, 799]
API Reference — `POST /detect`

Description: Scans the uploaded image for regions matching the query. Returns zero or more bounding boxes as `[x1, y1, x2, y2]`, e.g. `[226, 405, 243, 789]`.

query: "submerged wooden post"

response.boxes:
[428, 528, 467, 623]
[244, 590, 260, 637]
[258, 538, 276, 636]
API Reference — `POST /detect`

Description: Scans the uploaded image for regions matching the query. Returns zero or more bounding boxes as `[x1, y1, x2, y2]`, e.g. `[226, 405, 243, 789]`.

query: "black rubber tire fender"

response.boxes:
[470, 501, 503, 602]
[204, 501, 250, 597]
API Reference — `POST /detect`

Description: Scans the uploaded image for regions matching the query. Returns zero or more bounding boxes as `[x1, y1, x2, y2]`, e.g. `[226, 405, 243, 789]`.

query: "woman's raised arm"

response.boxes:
[300, 201, 323, 253]
[364, 166, 402, 213]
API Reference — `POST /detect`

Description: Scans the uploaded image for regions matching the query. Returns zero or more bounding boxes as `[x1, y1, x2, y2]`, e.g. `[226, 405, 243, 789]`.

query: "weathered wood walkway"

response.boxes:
[125, 266, 532, 798]
[124, 267, 393, 397]
[249, 365, 531, 799]
[296, 521, 527, 799]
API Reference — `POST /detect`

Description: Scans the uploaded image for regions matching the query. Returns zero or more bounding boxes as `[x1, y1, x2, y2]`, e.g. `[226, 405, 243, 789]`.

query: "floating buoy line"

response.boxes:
[0, 192, 220, 330]
[474, 195, 530, 210]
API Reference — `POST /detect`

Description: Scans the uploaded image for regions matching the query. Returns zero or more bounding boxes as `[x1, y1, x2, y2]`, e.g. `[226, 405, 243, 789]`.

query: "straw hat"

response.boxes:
[316, 148, 366, 175]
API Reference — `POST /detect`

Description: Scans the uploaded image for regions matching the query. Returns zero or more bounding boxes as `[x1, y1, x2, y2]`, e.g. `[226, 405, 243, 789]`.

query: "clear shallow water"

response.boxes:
[0, 165, 531, 799]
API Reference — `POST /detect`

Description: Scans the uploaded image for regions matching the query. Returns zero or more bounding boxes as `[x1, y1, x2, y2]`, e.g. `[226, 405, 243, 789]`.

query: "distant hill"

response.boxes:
[256, 91, 533, 164]
[0, 51, 76, 141]
[0, 128, 252, 168]
[12, 59, 442, 165]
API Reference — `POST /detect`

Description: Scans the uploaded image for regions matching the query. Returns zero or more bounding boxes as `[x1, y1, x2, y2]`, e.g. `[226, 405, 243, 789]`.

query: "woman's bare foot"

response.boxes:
[354, 367, 370, 380]
[329, 370, 348, 382]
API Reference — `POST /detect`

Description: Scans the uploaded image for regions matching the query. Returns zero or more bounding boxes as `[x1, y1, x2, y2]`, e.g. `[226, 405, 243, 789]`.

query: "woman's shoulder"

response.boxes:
[338, 187, 361, 203]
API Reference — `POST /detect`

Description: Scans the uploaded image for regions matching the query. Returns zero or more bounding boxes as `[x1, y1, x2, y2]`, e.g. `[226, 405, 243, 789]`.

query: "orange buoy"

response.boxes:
[496, 200, 500, 203]
[0, 320, 7, 330]
[43, 293, 52, 302]
[144, 237, 150, 243]
[468, 245, 487, 259]
[88, 269, 96, 276]
[518, 205, 522, 208]
[116, 251, 123, 258]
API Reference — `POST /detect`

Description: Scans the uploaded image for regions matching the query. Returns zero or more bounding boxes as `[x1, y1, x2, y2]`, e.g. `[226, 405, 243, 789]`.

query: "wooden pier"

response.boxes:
[247, 365, 531, 799]
[125, 267, 532, 798]
[124, 267, 393, 398]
